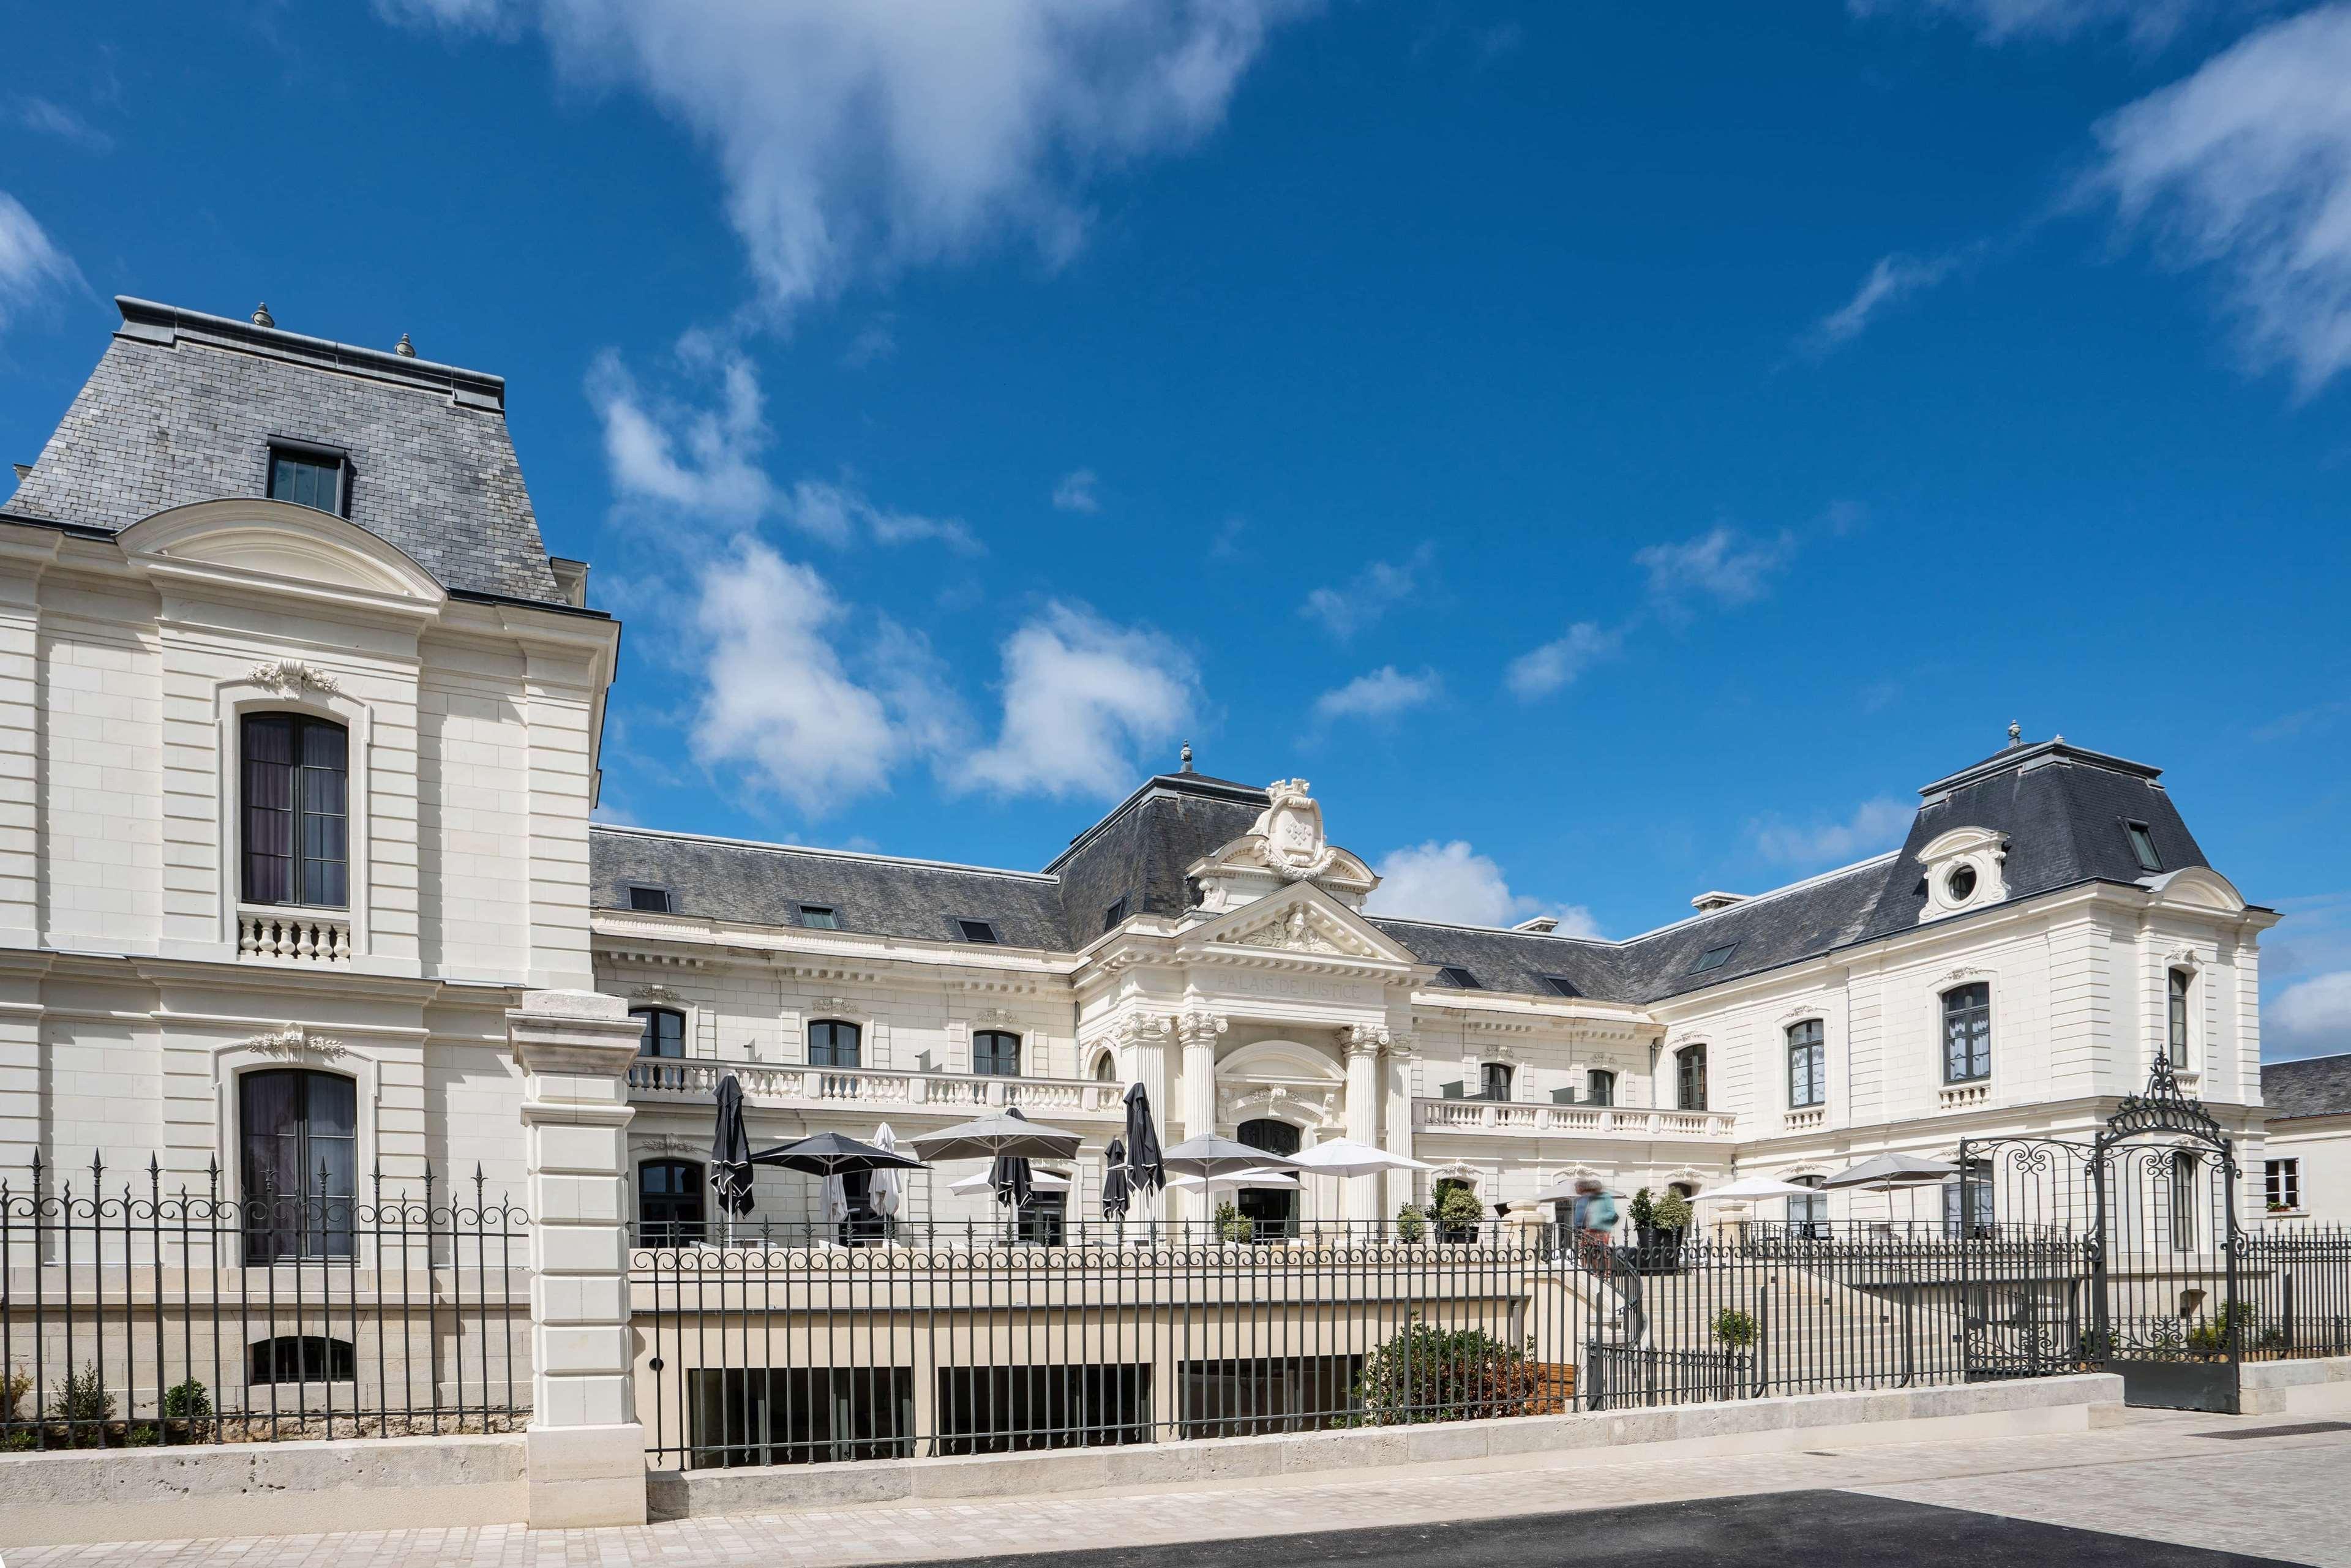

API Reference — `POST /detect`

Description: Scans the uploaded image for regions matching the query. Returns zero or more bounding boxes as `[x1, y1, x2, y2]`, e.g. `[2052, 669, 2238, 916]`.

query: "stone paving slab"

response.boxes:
[10, 1409, 2344, 1567]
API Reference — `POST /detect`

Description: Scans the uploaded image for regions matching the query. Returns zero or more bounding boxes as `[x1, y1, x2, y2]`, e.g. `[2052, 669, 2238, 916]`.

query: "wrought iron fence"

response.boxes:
[0, 1154, 530, 1448]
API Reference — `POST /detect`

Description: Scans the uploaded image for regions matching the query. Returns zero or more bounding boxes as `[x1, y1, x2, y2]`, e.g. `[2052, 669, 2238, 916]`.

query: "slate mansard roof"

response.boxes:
[5, 298, 566, 604]
[2262, 1055, 2351, 1121]
[590, 737, 2244, 1008]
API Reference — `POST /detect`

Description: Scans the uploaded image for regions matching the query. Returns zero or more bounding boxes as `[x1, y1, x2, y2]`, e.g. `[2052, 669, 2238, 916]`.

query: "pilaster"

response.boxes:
[1341, 1024, 1385, 1222]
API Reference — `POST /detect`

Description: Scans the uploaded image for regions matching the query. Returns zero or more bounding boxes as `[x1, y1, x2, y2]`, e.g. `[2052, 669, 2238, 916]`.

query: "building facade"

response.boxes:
[2260, 1054, 2351, 1226]
[0, 298, 2285, 1251]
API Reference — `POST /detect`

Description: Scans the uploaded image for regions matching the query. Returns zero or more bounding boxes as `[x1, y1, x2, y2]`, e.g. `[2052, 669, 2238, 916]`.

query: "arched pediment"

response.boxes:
[119, 498, 447, 607]
[2138, 866, 2246, 913]
[1217, 1037, 1344, 1084]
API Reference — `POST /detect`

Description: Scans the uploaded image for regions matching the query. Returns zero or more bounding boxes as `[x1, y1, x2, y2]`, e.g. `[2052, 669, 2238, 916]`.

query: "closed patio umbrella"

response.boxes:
[991, 1107, 1038, 1212]
[1101, 1136, 1131, 1220]
[708, 1073, 757, 1221]
[1122, 1084, 1165, 1197]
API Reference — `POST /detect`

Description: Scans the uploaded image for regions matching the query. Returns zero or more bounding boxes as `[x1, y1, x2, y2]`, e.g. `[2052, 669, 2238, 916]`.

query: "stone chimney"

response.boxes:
[1690, 891, 1748, 914]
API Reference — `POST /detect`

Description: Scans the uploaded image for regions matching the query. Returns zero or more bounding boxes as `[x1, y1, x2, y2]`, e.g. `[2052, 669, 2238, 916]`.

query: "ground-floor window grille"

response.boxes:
[934, 1365, 1153, 1455]
[687, 1368, 915, 1468]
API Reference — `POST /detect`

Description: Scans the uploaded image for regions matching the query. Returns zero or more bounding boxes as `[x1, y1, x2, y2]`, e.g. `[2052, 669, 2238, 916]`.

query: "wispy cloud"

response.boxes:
[841, 313, 898, 368]
[1844, 0, 2227, 48]
[11, 97, 112, 152]
[2086, 4, 2351, 395]
[381, 0, 1314, 320]
[0, 193, 84, 336]
[1300, 544, 1432, 641]
[2252, 699, 2351, 742]
[1051, 468, 1101, 514]
[1809, 250, 1973, 351]
[786, 478, 981, 553]
[1636, 526, 1794, 612]
[1313, 666, 1441, 724]
[1752, 795, 1912, 866]
[1505, 622, 1621, 701]
[1363, 839, 1600, 936]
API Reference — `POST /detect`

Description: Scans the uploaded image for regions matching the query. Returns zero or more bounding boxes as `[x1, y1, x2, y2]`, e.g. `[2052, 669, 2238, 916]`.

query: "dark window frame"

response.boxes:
[238, 1067, 358, 1264]
[1942, 982, 1992, 1084]
[1787, 1172, 1829, 1237]
[1103, 898, 1127, 933]
[1585, 1068, 1616, 1107]
[973, 1028, 1021, 1077]
[1787, 1018, 1826, 1109]
[954, 917, 1000, 945]
[626, 884, 674, 913]
[633, 1006, 685, 1060]
[1480, 1062, 1514, 1102]
[240, 711, 350, 910]
[264, 439, 352, 517]
[1690, 943, 1738, 975]
[1945, 864, 1978, 902]
[1675, 1045, 1708, 1111]
[809, 1018, 862, 1068]
[2124, 819, 2164, 873]
[250, 1334, 356, 1386]
[1539, 975, 1581, 999]
[638, 1157, 707, 1246]
[796, 903, 841, 930]
[1435, 966, 1481, 989]
[2168, 967, 2192, 1068]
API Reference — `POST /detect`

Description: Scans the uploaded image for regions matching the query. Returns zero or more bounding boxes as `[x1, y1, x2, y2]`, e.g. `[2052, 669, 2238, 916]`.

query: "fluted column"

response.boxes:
[1116, 1010, 1173, 1220]
[1177, 1008, 1226, 1222]
[1383, 1035, 1419, 1218]
[1341, 1024, 1387, 1223]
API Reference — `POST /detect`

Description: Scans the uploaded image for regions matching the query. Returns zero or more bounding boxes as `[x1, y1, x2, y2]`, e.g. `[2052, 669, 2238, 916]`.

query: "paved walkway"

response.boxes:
[13, 1409, 2345, 1567]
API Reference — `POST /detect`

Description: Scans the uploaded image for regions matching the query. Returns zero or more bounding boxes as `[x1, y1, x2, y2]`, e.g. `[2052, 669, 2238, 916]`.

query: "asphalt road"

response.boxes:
[953, 1490, 2298, 1568]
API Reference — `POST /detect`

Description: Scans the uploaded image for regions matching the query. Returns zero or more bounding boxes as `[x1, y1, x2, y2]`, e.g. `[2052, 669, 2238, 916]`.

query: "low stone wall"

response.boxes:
[0, 1431, 528, 1547]
[651, 1373, 2124, 1521]
[2240, 1355, 2351, 1416]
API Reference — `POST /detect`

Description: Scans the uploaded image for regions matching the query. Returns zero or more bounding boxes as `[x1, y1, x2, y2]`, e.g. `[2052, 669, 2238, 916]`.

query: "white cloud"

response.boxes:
[1300, 545, 1431, 641]
[2270, 969, 2351, 1053]
[1752, 795, 1913, 866]
[1506, 621, 1621, 701]
[1313, 666, 1441, 723]
[1810, 250, 1969, 350]
[687, 537, 966, 814]
[0, 193, 83, 334]
[1051, 468, 1101, 514]
[590, 348, 977, 549]
[1635, 526, 1794, 611]
[384, 0, 1310, 317]
[1845, 0, 2221, 47]
[841, 313, 898, 368]
[1363, 839, 1597, 935]
[2088, 4, 2351, 394]
[959, 602, 1198, 799]
[11, 97, 112, 152]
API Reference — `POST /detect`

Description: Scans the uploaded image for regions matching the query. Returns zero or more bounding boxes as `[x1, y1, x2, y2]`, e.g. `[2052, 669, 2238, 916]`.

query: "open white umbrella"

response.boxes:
[1171, 1166, 1300, 1190]
[1289, 1138, 1433, 1177]
[1692, 1177, 1826, 1203]
[948, 1166, 1072, 1194]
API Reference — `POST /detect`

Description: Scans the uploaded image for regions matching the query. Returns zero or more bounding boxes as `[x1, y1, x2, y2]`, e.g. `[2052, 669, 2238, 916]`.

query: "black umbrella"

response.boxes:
[991, 1106, 1036, 1212]
[708, 1074, 756, 1218]
[1102, 1136, 1132, 1220]
[748, 1131, 926, 1177]
[1122, 1082, 1166, 1196]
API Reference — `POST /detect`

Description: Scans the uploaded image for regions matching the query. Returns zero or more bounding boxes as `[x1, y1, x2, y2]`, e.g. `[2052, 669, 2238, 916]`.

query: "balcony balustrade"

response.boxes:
[625, 1057, 1127, 1118]
[1411, 1097, 1735, 1140]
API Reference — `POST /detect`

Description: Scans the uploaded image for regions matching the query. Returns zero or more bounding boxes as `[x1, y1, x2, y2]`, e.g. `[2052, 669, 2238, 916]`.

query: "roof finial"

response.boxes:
[251, 302, 275, 329]
[394, 332, 416, 358]
[1179, 740, 1194, 774]
[2006, 721, 2022, 749]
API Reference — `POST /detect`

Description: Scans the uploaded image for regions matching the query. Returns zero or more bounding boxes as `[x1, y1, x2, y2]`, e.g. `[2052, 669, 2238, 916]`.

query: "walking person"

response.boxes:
[1570, 1176, 1619, 1276]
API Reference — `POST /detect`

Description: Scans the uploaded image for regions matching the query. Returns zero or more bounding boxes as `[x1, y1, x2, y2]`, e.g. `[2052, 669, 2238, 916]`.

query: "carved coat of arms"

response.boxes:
[1253, 779, 1336, 881]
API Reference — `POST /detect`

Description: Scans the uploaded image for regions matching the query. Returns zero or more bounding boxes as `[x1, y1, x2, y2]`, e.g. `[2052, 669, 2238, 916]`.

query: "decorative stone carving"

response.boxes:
[1916, 826, 2009, 925]
[249, 659, 342, 697]
[246, 1022, 346, 1060]
[1254, 779, 1337, 882]
[1184, 780, 1379, 916]
[1177, 1008, 1228, 1048]
[630, 984, 684, 1004]
[633, 1133, 703, 1155]
[1342, 1023, 1391, 1057]
[1116, 1011, 1171, 1047]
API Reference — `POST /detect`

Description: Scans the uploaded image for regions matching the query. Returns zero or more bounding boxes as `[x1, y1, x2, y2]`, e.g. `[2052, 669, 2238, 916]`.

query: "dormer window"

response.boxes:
[2125, 820, 2162, 873]
[626, 885, 673, 913]
[1436, 966, 1480, 989]
[266, 442, 348, 516]
[1944, 865, 1977, 902]
[1539, 975, 1581, 999]
[1690, 943, 1738, 976]
[956, 918, 999, 945]
[797, 904, 839, 929]
[1103, 898, 1127, 933]
[1916, 825, 2009, 925]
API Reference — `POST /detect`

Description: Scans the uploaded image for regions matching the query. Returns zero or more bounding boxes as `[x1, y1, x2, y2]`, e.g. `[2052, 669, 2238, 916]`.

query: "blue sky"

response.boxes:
[3, 1, 2349, 1055]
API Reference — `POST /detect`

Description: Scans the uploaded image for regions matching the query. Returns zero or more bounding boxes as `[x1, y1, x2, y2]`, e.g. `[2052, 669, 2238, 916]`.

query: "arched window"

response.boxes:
[1675, 1046, 1708, 1112]
[250, 1335, 355, 1384]
[1585, 1069, 1616, 1107]
[1480, 1062, 1514, 1102]
[1787, 1173, 1829, 1238]
[2169, 1150, 2198, 1251]
[639, 1158, 707, 1246]
[1942, 983, 1992, 1084]
[973, 1029, 1021, 1077]
[1787, 1020, 1825, 1109]
[809, 1019, 861, 1069]
[2168, 969, 2192, 1069]
[241, 713, 348, 908]
[1094, 1051, 1119, 1082]
[239, 1068, 356, 1264]
[633, 1007, 684, 1059]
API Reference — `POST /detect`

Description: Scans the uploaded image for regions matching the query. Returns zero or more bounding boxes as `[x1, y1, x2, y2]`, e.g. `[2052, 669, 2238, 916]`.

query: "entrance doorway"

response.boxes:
[1235, 1119, 1300, 1240]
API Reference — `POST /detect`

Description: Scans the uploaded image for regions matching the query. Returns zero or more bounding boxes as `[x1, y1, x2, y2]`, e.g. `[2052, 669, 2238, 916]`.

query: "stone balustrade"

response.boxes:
[625, 1057, 1127, 1119]
[1411, 1097, 1736, 1139]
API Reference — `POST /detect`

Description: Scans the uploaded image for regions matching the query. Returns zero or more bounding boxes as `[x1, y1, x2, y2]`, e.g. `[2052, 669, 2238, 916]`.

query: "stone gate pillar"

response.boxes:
[508, 988, 647, 1529]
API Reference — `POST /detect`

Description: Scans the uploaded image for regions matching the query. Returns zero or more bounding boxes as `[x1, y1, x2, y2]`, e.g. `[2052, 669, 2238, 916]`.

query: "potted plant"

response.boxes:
[1213, 1198, 1255, 1245]
[1436, 1184, 1487, 1244]
[1712, 1307, 1758, 1349]
[1394, 1202, 1428, 1244]
[1651, 1190, 1695, 1269]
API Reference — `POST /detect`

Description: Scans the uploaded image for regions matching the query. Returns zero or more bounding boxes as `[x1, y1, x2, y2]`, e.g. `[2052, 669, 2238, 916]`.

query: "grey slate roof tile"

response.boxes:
[7, 298, 563, 604]
[2263, 1054, 2351, 1120]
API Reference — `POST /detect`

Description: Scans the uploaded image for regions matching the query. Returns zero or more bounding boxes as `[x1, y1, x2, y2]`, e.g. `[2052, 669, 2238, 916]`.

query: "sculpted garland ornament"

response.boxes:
[246, 1022, 347, 1060]
[249, 660, 342, 697]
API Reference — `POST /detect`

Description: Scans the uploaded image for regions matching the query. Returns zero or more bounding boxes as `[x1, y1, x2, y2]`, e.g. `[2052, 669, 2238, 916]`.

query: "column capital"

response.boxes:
[1116, 1009, 1172, 1047]
[1341, 1022, 1390, 1058]
[1176, 1008, 1228, 1048]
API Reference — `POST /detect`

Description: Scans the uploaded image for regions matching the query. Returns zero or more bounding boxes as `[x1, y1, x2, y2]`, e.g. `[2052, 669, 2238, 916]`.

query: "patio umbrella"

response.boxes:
[908, 1109, 1084, 1164]
[1122, 1083, 1166, 1196]
[1101, 1136, 1131, 1220]
[1289, 1138, 1432, 1177]
[708, 1073, 757, 1218]
[868, 1123, 907, 1229]
[1821, 1153, 1956, 1190]
[1161, 1133, 1305, 1184]
[1171, 1166, 1301, 1190]
[949, 1166, 1071, 1195]
[1692, 1177, 1828, 1203]
[749, 1131, 928, 1176]
[991, 1106, 1037, 1211]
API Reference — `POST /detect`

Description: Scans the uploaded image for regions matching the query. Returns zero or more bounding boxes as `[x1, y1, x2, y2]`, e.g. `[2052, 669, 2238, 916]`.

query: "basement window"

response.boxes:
[1689, 943, 1738, 976]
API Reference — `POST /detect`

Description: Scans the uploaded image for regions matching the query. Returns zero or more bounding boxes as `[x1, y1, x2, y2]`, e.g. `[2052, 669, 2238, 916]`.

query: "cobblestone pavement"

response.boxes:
[11, 1410, 2344, 1568]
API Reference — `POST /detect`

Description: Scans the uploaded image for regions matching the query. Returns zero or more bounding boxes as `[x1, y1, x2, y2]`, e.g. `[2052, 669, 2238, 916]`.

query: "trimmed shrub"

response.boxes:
[1353, 1315, 1538, 1425]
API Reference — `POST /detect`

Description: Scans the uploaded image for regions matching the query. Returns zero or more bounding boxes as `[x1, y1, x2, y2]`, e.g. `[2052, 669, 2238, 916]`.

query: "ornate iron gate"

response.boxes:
[1960, 1059, 2243, 1412]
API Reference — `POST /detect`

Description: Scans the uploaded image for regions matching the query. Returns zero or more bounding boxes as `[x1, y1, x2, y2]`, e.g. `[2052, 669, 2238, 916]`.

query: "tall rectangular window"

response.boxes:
[973, 1029, 1021, 1076]
[2266, 1158, 2300, 1212]
[809, 1019, 861, 1068]
[1787, 1019, 1826, 1108]
[241, 713, 348, 907]
[1480, 1062, 1513, 1101]
[1676, 1046, 1707, 1112]
[1942, 983, 1992, 1083]
[2168, 969, 2192, 1069]
[240, 1068, 356, 1263]
[1585, 1069, 1616, 1107]
[267, 448, 345, 514]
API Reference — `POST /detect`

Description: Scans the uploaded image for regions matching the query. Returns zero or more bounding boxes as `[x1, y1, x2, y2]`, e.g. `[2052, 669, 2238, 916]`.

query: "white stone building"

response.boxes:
[2259, 1056, 2351, 1226]
[0, 297, 2287, 1251]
